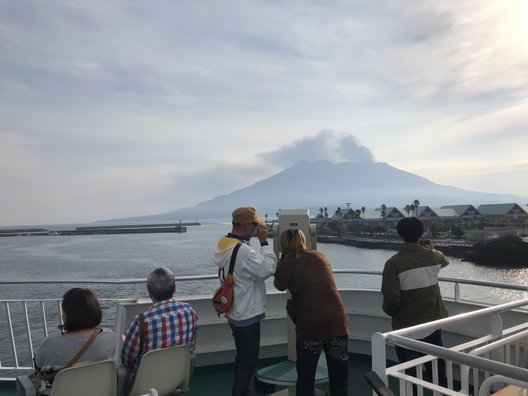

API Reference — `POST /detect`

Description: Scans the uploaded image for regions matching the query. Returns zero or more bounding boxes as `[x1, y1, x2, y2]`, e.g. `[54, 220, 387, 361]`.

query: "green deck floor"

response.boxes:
[191, 353, 377, 395]
[0, 353, 390, 395]
[0, 382, 14, 396]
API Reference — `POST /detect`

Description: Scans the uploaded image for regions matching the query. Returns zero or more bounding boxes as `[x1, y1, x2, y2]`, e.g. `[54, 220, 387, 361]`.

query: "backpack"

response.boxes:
[212, 243, 241, 316]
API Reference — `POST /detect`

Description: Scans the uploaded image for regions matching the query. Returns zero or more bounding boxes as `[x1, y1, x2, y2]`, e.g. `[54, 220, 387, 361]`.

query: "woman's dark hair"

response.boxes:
[61, 288, 102, 332]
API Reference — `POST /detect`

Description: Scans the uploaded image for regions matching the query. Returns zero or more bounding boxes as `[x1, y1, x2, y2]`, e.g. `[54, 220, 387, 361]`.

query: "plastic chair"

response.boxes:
[50, 359, 117, 396]
[16, 360, 117, 396]
[128, 345, 190, 396]
[139, 390, 159, 396]
[15, 373, 37, 396]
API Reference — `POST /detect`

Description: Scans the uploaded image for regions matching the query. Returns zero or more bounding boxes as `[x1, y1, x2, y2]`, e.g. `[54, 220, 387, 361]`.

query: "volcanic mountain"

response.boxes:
[102, 160, 527, 222]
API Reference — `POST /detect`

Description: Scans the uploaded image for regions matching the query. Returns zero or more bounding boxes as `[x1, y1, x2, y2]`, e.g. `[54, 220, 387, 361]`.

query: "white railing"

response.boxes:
[332, 269, 528, 303]
[460, 324, 528, 395]
[0, 275, 218, 379]
[372, 298, 528, 396]
[1, 271, 528, 382]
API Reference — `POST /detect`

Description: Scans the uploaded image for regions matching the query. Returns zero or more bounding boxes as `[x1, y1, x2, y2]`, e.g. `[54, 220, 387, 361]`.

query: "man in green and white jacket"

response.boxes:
[381, 216, 449, 388]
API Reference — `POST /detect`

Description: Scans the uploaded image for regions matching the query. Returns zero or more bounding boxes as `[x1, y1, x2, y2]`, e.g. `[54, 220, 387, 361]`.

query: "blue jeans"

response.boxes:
[296, 336, 349, 396]
[229, 321, 261, 396]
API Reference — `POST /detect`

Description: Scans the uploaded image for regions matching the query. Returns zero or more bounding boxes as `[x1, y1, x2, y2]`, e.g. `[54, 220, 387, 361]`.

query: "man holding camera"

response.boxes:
[214, 206, 277, 396]
[381, 217, 449, 389]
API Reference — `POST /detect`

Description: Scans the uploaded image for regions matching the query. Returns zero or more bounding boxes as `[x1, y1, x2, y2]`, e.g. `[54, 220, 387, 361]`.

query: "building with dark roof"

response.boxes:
[440, 204, 481, 217]
[477, 203, 527, 217]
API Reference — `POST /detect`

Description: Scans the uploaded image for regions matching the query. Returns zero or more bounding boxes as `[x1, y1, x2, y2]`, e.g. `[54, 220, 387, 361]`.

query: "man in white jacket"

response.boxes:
[214, 206, 277, 396]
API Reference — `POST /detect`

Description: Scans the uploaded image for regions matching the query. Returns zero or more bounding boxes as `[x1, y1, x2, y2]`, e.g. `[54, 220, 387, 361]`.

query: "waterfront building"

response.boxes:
[477, 203, 528, 217]
[440, 204, 481, 217]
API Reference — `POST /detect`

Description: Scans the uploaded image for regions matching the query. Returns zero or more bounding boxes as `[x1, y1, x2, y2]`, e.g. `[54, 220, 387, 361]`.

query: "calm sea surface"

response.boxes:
[1, 221, 527, 303]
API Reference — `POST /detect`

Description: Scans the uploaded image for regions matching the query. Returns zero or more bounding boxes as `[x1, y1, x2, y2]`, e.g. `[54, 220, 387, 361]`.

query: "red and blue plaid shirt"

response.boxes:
[120, 298, 198, 385]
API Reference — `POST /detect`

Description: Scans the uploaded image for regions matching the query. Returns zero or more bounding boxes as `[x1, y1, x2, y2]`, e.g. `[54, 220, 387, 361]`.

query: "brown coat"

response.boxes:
[274, 250, 349, 341]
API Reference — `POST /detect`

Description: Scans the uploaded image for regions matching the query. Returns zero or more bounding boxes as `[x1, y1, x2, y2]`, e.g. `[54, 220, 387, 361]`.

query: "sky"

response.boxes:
[1, 0, 528, 226]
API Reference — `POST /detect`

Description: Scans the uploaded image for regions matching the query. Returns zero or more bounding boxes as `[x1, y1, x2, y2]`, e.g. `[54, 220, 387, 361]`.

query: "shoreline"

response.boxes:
[316, 235, 528, 267]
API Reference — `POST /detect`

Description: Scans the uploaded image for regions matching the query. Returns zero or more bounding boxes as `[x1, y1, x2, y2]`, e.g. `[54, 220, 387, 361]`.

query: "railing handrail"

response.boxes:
[371, 296, 528, 395]
[0, 274, 218, 285]
[438, 276, 528, 292]
[384, 297, 528, 338]
[1, 270, 527, 292]
[387, 335, 528, 385]
[332, 270, 528, 293]
[0, 297, 138, 303]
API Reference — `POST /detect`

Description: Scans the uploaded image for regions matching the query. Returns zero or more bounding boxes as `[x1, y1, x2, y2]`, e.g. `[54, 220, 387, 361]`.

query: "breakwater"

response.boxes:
[0, 228, 50, 237]
[0, 222, 201, 237]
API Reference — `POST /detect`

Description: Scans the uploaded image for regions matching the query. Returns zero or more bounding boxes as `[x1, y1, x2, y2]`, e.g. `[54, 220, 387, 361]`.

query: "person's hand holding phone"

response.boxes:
[420, 239, 434, 250]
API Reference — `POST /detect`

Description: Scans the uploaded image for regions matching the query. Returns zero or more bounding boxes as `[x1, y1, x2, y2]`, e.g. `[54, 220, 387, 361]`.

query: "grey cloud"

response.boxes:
[169, 131, 375, 200]
[259, 130, 375, 167]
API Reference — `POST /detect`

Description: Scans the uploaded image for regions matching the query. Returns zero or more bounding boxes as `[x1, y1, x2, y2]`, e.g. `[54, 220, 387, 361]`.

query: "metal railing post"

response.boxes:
[23, 302, 34, 365]
[5, 302, 19, 368]
[371, 332, 388, 380]
[490, 313, 503, 339]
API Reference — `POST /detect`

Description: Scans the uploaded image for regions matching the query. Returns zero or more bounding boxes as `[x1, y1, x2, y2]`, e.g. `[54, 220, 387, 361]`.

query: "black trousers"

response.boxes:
[395, 330, 447, 394]
[229, 321, 261, 396]
[296, 336, 349, 396]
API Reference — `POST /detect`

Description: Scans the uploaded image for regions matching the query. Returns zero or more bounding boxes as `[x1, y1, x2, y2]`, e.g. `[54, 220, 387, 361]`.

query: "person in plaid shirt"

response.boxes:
[120, 267, 198, 395]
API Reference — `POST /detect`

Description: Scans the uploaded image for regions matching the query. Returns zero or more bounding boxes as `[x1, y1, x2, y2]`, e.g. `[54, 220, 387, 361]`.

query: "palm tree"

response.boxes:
[324, 207, 328, 219]
[355, 209, 361, 218]
[319, 207, 324, 217]
[345, 202, 351, 209]
[361, 206, 366, 219]
[264, 214, 268, 223]
[381, 204, 387, 224]
[404, 205, 411, 217]
[410, 203, 416, 217]
[413, 199, 420, 216]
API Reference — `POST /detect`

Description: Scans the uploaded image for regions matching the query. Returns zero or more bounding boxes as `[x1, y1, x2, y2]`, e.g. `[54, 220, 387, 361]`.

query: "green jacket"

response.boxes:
[381, 243, 449, 330]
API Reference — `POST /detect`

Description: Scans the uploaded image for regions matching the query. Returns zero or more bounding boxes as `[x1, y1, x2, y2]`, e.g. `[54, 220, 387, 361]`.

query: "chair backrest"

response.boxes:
[50, 359, 116, 396]
[129, 345, 190, 396]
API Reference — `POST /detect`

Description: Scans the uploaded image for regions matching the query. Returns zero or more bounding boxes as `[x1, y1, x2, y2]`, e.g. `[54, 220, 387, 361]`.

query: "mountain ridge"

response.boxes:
[100, 160, 527, 223]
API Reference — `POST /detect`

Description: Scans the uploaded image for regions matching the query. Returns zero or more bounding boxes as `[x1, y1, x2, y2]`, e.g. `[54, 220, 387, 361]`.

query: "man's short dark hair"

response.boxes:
[396, 217, 424, 243]
[61, 288, 102, 331]
[147, 267, 176, 301]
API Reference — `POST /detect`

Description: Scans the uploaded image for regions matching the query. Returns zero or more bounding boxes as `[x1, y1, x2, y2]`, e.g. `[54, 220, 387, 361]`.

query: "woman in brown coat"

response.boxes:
[274, 229, 349, 396]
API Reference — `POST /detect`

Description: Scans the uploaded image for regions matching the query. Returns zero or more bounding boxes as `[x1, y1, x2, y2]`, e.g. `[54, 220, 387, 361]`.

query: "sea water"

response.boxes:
[1, 221, 527, 302]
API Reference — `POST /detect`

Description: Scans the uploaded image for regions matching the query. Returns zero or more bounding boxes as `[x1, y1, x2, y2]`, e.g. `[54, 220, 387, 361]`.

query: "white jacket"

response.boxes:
[214, 235, 277, 322]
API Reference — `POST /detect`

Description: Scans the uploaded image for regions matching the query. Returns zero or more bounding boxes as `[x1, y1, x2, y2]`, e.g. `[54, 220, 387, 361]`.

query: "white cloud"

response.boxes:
[1, 0, 528, 225]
